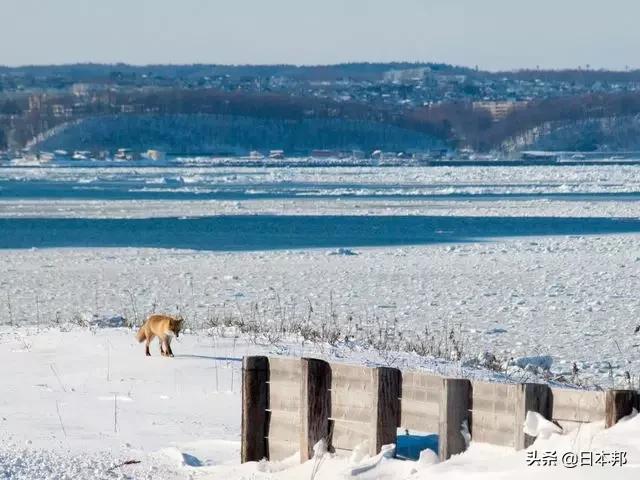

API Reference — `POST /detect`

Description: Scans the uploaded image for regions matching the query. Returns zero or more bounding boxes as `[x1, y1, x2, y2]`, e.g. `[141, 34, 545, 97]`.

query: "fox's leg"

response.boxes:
[165, 337, 174, 357]
[159, 337, 166, 356]
[145, 335, 151, 357]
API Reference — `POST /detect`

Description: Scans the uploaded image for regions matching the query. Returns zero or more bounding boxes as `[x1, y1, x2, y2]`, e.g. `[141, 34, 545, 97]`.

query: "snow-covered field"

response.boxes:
[0, 326, 242, 479]
[0, 326, 638, 479]
[1, 163, 640, 478]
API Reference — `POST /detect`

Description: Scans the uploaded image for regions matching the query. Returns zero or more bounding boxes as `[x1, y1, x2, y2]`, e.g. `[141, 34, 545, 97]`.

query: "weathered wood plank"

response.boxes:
[268, 438, 299, 462]
[472, 382, 518, 413]
[241, 356, 269, 462]
[400, 371, 443, 434]
[471, 410, 516, 434]
[470, 381, 516, 448]
[605, 390, 638, 428]
[470, 382, 550, 450]
[330, 379, 373, 393]
[269, 388, 300, 412]
[331, 417, 371, 450]
[331, 428, 371, 452]
[300, 358, 331, 462]
[515, 383, 550, 449]
[331, 363, 371, 380]
[401, 412, 440, 433]
[439, 378, 471, 460]
[269, 357, 301, 373]
[268, 409, 300, 439]
[472, 382, 514, 399]
[268, 357, 301, 382]
[331, 389, 374, 408]
[550, 388, 605, 423]
[402, 371, 442, 389]
[401, 386, 442, 403]
[330, 364, 374, 392]
[472, 428, 513, 447]
[401, 397, 440, 417]
[330, 403, 374, 423]
[331, 418, 372, 434]
[472, 396, 513, 413]
[373, 367, 401, 456]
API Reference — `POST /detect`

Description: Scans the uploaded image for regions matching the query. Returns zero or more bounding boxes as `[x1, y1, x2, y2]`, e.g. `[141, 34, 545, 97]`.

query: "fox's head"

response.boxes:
[170, 316, 185, 337]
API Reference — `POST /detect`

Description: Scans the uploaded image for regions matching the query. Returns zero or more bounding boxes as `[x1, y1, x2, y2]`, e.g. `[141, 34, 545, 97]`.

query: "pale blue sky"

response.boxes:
[2, 0, 638, 70]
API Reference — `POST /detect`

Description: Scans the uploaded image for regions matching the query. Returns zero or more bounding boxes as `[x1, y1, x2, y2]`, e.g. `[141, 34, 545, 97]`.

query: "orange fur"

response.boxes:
[136, 314, 184, 357]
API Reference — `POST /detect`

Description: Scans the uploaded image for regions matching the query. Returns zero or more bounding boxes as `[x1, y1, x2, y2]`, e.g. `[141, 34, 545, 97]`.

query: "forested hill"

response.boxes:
[5, 62, 640, 153]
[34, 114, 448, 155]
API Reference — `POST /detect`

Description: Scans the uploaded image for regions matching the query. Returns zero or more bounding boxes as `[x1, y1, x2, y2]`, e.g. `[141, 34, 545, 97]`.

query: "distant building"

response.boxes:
[28, 94, 45, 112]
[383, 67, 430, 84]
[472, 100, 529, 121]
[72, 83, 108, 97]
[51, 104, 73, 118]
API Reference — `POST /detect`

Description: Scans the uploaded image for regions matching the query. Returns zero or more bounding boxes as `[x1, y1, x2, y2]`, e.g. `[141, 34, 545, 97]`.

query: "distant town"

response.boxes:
[3, 62, 640, 161]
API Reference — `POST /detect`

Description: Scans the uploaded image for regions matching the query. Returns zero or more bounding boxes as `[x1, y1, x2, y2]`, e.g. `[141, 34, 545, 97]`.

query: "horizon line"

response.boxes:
[1, 61, 639, 74]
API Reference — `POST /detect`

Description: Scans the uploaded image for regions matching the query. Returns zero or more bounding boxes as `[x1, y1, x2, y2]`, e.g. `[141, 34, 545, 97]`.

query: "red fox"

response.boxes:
[136, 314, 184, 357]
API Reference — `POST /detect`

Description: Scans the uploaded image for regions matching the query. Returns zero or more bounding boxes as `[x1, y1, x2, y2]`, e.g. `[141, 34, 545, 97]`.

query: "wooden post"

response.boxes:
[515, 383, 550, 449]
[605, 389, 637, 428]
[372, 367, 401, 456]
[300, 358, 331, 462]
[439, 378, 471, 461]
[241, 356, 269, 462]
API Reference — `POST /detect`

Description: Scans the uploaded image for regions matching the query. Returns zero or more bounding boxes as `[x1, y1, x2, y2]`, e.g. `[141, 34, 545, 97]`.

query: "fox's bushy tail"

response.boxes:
[135, 326, 146, 343]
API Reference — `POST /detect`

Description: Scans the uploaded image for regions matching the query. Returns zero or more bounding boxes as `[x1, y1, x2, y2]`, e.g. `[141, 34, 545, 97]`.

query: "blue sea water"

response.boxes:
[1, 215, 639, 251]
[2, 164, 639, 250]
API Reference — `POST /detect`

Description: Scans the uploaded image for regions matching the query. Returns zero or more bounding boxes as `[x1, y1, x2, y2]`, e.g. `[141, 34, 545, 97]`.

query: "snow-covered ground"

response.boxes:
[0, 326, 242, 479]
[0, 325, 638, 479]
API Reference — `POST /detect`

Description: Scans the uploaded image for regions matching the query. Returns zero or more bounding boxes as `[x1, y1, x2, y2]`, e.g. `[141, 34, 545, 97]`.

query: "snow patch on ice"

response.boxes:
[511, 355, 554, 372]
